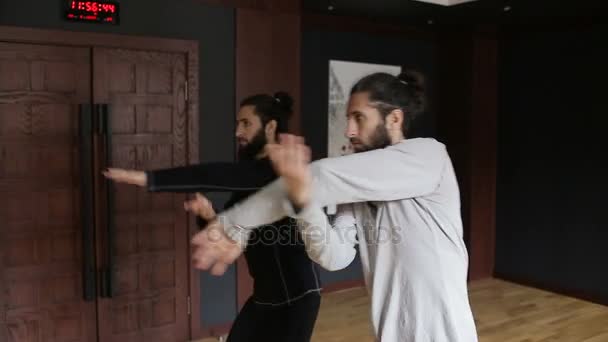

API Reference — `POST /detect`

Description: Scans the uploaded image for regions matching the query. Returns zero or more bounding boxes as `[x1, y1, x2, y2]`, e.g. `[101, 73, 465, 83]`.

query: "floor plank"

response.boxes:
[195, 278, 608, 342]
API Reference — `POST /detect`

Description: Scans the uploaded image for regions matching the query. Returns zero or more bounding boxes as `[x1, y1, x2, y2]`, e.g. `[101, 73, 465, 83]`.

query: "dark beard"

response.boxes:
[352, 123, 391, 153]
[238, 129, 267, 160]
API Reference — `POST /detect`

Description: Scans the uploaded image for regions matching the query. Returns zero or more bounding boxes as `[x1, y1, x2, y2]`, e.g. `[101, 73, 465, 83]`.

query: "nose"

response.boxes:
[345, 119, 358, 139]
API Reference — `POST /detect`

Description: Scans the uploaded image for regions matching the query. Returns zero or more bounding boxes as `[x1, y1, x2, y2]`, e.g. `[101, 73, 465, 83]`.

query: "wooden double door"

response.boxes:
[0, 40, 192, 342]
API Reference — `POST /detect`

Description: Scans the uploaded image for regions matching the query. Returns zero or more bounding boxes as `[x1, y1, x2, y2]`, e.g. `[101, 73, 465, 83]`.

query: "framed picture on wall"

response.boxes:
[327, 60, 402, 158]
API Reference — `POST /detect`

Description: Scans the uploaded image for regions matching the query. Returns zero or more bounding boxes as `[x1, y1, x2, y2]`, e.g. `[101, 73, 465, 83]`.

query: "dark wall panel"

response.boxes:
[496, 25, 608, 304]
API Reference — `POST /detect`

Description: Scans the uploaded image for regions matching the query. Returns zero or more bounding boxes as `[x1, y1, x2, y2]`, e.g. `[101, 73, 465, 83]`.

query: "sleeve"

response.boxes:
[309, 138, 448, 207]
[219, 139, 447, 247]
[294, 204, 358, 271]
[145, 160, 275, 193]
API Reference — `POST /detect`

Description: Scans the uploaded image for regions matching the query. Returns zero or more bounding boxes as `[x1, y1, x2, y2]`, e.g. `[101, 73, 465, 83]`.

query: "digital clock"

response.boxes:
[64, 1, 120, 25]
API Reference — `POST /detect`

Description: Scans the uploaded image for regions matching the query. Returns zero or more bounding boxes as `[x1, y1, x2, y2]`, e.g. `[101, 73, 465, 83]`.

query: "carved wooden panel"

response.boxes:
[93, 47, 190, 342]
[0, 42, 97, 342]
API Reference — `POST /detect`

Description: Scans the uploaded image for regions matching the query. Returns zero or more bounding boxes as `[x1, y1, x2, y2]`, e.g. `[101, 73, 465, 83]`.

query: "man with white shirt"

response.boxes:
[192, 72, 478, 341]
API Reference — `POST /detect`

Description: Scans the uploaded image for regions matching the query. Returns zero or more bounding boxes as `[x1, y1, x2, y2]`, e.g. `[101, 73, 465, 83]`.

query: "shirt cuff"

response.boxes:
[145, 171, 157, 192]
[282, 197, 318, 221]
[219, 216, 252, 249]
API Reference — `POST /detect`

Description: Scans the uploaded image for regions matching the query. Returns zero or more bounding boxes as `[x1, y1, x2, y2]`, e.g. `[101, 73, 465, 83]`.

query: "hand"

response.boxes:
[266, 134, 312, 208]
[103, 168, 147, 187]
[184, 193, 216, 220]
[191, 219, 244, 276]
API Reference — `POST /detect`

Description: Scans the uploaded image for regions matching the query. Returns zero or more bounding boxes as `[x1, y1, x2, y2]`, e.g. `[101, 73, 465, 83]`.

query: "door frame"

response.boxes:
[0, 25, 204, 340]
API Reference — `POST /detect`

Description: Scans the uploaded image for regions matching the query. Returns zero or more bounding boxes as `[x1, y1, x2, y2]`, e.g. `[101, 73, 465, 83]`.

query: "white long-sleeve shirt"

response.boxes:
[220, 138, 478, 342]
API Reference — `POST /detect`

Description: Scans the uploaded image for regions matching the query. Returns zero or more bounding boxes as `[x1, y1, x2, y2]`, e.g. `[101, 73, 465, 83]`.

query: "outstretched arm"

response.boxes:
[103, 160, 275, 193]
[191, 136, 449, 275]
[220, 137, 448, 234]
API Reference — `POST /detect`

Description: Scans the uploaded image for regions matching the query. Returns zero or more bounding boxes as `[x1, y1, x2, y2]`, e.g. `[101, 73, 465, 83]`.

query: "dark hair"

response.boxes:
[350, 70, 426, 136]
[240, 91, 294, 135]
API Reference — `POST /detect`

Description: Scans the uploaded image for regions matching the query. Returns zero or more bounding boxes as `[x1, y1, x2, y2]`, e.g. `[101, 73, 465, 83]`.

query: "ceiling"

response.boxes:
[303, 0, 608, 26]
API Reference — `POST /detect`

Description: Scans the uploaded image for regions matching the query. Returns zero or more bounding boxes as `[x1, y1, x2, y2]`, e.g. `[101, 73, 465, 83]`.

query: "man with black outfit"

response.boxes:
[104, 92, 321, 342]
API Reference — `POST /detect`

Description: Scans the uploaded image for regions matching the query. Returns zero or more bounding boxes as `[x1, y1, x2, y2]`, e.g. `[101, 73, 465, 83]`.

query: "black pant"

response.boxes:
[227, 292, 321, 342]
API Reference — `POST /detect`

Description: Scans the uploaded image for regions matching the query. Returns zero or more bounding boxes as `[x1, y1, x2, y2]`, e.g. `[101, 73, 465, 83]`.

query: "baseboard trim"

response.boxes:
[494, 272, 608, 307]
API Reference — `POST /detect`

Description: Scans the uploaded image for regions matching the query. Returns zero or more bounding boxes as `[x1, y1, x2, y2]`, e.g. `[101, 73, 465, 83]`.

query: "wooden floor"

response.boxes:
[196, 278, 608, 342]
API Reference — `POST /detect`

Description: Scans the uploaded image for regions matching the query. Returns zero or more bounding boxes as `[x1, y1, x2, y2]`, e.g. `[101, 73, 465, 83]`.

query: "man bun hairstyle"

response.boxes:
[240, 91, 294, 134]
[350, 70, 426, 136]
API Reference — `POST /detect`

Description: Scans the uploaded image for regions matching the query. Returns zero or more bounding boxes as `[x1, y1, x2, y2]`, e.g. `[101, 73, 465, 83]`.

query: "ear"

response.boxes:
[386, 109, 404, 130]
[265, 120, 278, 140]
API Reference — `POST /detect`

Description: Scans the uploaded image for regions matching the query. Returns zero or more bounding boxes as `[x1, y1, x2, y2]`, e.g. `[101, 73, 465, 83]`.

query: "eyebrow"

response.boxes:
[346, 111, 364, 117]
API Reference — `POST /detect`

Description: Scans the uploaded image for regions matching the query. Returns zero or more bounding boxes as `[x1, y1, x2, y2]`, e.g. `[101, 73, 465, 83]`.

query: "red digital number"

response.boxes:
[71, 1, 76, 9]
[85, 2, 97, 12]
